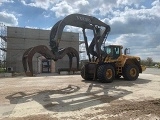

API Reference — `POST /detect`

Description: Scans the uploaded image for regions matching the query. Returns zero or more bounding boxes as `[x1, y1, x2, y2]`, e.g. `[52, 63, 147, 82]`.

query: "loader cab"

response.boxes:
[103, 45, 122, 59]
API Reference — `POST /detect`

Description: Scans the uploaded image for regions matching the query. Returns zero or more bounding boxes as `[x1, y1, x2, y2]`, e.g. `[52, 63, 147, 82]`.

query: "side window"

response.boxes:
[114, 47, 120, 55]
[113, 47, 120, 59]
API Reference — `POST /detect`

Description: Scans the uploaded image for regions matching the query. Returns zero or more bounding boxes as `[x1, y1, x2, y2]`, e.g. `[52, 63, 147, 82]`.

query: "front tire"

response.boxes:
[123, 64, 139, 80]
[97, 64, 115, 83]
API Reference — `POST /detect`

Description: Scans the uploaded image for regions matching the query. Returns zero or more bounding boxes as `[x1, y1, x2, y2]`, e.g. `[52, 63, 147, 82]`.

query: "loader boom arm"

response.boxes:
[49, 14, 110, 61]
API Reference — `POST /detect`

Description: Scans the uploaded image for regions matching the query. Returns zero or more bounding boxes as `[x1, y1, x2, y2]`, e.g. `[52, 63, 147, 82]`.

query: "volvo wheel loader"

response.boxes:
[73, 14, 146, 83]
[23, 13, 145, 80]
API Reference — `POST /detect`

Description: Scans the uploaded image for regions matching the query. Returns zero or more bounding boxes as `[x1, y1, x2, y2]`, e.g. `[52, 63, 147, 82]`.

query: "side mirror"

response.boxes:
[124, 48, 130, 55]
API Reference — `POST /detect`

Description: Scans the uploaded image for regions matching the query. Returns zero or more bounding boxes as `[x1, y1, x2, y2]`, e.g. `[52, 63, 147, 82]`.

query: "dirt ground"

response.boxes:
[0, 68, 160, 120]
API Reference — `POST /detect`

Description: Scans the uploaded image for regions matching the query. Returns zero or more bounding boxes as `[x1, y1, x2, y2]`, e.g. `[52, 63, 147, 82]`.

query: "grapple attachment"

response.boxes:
[22, 45, 79, 76]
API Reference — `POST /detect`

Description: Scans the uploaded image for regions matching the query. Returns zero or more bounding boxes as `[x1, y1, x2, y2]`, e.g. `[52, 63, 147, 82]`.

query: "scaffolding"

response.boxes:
[79, 32, 87, 60]
[0, 23, 7, 69]
[79, 41, 87, 60]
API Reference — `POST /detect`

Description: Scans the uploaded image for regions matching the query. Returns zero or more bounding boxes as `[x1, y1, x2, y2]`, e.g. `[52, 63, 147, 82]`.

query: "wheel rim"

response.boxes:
[129, 68, 137, 77]
[106, 69, 113, 79]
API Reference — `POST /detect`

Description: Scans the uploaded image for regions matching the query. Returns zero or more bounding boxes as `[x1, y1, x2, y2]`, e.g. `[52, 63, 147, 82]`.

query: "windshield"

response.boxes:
[103, 46, 112, 54]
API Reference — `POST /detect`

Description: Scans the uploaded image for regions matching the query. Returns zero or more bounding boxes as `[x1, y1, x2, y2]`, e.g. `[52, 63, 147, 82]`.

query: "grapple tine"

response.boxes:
[22, 47, 33, 74]
[27, 55, 33, 76]
[75, 52, 79, 70]
[68, 54, 72, 72]
[22, 45, 57, 76]
[22, 57, 27, 73]
[23, 45, 79, 76]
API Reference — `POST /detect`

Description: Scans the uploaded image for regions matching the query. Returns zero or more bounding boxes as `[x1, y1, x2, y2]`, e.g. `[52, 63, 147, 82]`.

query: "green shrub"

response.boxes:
[0, 68, 6, 73]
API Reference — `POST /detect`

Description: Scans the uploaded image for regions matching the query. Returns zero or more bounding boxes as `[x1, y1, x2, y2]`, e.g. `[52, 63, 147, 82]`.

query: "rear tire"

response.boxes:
[123, 64, 139, 80]
[97, 64, 115, 83]
[81, 66, 85, 79]
[81, 65, 93, 80]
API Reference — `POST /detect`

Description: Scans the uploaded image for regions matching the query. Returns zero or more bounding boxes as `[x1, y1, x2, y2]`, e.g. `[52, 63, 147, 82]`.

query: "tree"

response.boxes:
[146, 57, 153, 66]
[141, 59, 147, 66]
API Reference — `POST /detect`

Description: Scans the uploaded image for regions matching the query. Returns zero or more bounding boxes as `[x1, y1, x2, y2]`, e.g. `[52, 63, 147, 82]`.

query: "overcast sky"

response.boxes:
[0, 0, 160, 62]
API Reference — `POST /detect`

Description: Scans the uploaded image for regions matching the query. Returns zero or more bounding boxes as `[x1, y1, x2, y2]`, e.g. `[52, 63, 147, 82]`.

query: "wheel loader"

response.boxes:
[75, 14, 146, 82]
[23, 13, 145, 81]
[81, 44, 146, 82]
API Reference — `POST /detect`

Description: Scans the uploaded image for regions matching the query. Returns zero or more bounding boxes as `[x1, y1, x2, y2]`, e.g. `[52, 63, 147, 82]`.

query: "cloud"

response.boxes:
[104, 2, 160, 35]
[0, 0, 14, 6]
[0, 11, 18, 26]
[99, 0, 160, 61]
[51, 1, 79, 18]
[117, 0, 146, 6]
[20, 0, 52, 10]
[51, 0, 118, 18]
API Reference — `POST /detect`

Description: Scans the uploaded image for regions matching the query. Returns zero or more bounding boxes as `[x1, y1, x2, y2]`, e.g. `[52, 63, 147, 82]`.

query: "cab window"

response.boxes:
[112, 47, 120, 59]
[103, 46, 112, 54]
